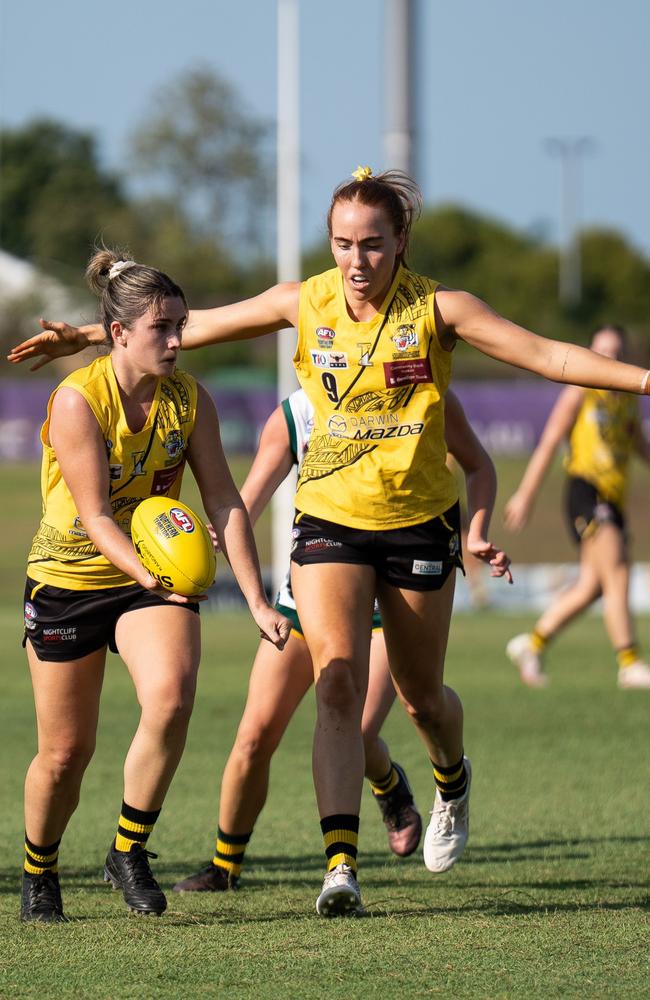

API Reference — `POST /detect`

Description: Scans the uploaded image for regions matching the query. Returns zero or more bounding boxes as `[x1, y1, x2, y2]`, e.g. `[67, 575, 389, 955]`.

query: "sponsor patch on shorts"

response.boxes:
[412, 559, 443, 575]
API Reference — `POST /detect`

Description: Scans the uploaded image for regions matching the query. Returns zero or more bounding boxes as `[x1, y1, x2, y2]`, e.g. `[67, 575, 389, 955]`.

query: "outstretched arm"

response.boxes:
[187, 385, 291, 649]
[7, 282, 301, 370]
[436, 289, 650, 394]
[503, 385, 583, 533]
[444, 389, 512, 582]
[182, 282, 300, 349]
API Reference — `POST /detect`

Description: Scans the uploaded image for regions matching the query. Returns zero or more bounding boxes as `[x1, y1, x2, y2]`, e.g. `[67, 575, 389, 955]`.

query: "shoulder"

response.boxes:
[301, 268, 339, 306]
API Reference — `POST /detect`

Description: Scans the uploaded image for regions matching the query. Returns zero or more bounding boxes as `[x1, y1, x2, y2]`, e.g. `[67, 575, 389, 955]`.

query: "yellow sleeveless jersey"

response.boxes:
[28, 355, 198, 589]
[293, 265, 458, 529]
[565, 388, 639, 508]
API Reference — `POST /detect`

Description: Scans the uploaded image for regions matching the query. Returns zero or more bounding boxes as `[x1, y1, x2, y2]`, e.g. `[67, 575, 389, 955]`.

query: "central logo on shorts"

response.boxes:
[412, 559, 443, 575]
[170, 507, 195, 533]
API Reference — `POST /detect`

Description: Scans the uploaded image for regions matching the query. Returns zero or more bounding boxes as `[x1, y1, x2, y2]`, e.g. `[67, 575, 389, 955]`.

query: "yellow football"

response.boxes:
[131, 497, 216, 597]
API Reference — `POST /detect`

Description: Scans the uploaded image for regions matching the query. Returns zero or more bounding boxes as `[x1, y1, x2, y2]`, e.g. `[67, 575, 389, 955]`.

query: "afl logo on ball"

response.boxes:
[170, 507, 195, 533]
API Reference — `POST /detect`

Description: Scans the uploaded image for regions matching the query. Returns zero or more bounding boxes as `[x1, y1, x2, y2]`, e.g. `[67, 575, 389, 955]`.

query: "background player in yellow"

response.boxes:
[9, 169, 650, 917]
[19, 249, 288, 923]
[505, 325, 650, 690]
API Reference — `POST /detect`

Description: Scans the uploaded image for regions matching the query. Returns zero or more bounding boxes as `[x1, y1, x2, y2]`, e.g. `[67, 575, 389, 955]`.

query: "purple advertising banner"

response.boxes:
[2, 378, 650, 461]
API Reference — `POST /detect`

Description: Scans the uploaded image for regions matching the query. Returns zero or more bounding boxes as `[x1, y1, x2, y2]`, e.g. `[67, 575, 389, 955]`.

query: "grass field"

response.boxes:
[1, 606, 649, 999]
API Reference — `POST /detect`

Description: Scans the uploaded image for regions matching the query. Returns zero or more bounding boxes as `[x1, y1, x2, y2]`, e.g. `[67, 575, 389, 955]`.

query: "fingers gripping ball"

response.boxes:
[131, 498, 216, 597]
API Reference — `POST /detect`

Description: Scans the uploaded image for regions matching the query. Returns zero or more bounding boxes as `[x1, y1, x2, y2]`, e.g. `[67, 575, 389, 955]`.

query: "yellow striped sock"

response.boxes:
[24, 835, 60, 876]
[320, 814, 359, 873]
[114, 801, 160, 852]
[617, 646, 639, 670]
[213, 828, 251, 878]
[530, 631, 548, 654]
[370, 764, 399, 797]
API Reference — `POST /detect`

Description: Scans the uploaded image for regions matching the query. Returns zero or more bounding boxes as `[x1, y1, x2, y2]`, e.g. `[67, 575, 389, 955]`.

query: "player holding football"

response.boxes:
[505, 325, 650, 689]
[10, 169, 650, 917]
[18, 248, 289, 923]
[172, 385, 512, 896]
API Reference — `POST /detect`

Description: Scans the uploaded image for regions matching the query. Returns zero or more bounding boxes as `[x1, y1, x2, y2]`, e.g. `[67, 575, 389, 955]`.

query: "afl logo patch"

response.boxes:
[316, 326, 336, 347]
[170, 507, 195, 533]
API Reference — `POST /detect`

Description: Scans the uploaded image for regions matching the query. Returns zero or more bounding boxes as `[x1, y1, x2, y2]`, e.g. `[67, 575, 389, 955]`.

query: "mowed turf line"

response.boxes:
[1, 607, 648, 999]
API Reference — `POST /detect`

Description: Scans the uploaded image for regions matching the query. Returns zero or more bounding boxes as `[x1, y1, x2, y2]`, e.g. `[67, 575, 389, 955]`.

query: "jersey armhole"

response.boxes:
[281, 398, 299, 464]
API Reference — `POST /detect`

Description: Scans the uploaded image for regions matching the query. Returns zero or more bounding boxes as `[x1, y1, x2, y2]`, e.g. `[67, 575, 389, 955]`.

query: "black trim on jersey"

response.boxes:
[109, 409, 160, 498]
[334, 294, 396, 411]
[298, 443, 378, 485]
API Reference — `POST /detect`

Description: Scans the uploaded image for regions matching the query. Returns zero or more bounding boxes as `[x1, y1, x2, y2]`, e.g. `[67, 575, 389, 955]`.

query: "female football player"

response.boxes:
[9, 168, 650, 917]
[18, 249, 289, 923]
[505, 325, 650, 689]
[172, 386, 511, 894]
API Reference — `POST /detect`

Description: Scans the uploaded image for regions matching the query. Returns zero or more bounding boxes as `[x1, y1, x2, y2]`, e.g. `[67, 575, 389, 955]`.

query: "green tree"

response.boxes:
[129, 68, 273, 260]
[0, 119, 126, 274]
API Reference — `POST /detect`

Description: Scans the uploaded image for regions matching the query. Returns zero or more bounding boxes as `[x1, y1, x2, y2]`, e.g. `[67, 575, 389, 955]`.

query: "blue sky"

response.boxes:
[2, 0, 649, 258]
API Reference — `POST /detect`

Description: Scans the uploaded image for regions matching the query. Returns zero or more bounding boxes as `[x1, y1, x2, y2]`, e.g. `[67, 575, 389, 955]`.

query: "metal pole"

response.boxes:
[384, 0, 415, 175]
[545, 137, 594, 307]
[273, 0, 300, 596]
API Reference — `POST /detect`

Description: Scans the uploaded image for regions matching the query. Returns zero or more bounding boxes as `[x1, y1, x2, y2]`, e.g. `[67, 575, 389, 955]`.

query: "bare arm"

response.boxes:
[48, 388, 192, 600]
[239, 405, 295, 526]
[7, 282, 301, 370]
[187, 385, 290, 648]
[445, 390, 511, 581]
[436, 289, 650, 394]
[182, 282, 300, 349]
[504, 385, 584, 532]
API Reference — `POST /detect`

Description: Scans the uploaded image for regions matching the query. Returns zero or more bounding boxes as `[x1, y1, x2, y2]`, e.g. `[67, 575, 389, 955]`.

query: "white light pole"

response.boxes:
[384, 0, 415, 175]
[273, 0, 301, 595]
[545, 136, 594, 307]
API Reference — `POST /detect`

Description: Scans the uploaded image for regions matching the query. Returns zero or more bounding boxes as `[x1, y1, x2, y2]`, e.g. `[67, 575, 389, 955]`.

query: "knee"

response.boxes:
[315, 659, 364, 717]
[144, 678, 196, 731]
[233, 720, 281, 766]
[399, 689, 447, 731]
[40, 741, 95, 784]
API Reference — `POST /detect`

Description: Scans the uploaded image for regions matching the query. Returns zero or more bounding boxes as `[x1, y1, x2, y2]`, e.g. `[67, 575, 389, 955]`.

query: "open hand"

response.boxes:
[7, 318, 91, 371]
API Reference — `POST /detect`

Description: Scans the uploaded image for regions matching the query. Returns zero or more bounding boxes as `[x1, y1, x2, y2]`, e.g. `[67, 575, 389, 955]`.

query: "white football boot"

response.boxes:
[506, 633, 549, 688]
[423, 757, 472, 874]
[315, 864, 363, 917]
[617, 660, 650, 689]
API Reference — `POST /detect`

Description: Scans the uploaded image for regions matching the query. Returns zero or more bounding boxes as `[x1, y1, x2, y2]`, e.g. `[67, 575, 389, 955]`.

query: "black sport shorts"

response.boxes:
[290, 503, 463, 591]
[23, 577, 200, 662]
[565, 477, 626, 545]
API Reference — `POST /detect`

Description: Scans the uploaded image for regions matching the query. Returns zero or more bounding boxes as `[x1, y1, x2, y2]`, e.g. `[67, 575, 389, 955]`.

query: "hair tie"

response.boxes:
[108, 260, 137, 281]
[352, 165, 373, 182]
